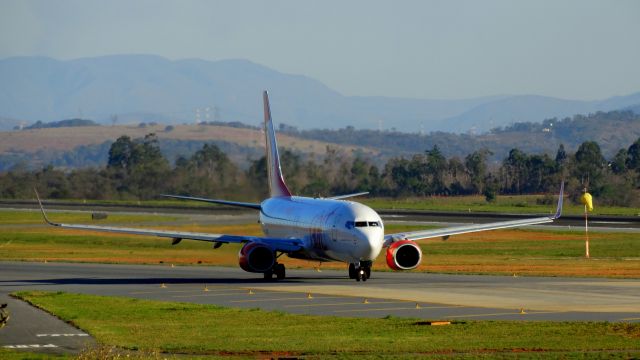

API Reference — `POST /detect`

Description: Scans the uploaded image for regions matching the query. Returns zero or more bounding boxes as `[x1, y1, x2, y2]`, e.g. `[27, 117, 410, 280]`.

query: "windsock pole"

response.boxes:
[584, 204, 590, 259]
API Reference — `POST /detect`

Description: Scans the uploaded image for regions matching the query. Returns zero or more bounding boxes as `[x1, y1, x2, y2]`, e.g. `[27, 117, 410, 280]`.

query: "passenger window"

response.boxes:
[368, 222, 379, 227]
[355, 221, 367, 227]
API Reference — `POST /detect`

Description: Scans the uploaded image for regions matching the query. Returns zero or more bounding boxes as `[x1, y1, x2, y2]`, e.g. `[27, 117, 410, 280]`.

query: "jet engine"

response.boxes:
[386, 240, 422, 270]
[238, 242, 276, 273]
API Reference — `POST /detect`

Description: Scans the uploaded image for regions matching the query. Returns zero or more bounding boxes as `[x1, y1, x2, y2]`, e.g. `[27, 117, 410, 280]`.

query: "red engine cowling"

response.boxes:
[386, 240, 422, 270]
[238, 242, 275, 273]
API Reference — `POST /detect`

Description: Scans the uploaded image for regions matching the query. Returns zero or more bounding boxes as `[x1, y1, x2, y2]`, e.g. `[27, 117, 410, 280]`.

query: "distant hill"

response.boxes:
[1, 55, 639, 133]
[1, 110, 638, 171]
[24, 118, 99, 130]
[0, 123, 377, 171]
[282, 110, 640, 161]
[439, 93, 640, 133]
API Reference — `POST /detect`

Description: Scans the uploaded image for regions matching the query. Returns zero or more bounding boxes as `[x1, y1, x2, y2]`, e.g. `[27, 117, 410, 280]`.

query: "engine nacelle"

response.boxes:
[238, 242, 276, 273]
[386, 240, 422, 270]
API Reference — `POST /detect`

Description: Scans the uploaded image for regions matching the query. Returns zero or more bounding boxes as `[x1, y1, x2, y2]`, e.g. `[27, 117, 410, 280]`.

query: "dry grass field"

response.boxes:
[0, 124, 377, 157]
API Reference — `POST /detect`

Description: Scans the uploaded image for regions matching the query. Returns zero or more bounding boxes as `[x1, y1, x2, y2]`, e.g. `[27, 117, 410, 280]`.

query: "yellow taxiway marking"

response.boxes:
[230, 296, 345, 303]
[620, 317, 640, 321]
[285, 301, 408, 308]
[332, 305, 465, 313]
[443, 310, 566, 319]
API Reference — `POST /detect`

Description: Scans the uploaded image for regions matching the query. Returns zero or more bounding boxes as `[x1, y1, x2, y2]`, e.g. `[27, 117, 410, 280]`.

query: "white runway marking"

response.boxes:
[36, 333, 88, 337]
[3, 344, 58, 349]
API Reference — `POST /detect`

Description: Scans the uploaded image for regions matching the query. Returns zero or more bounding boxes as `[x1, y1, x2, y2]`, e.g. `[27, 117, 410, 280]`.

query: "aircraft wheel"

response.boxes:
[364, 266, 371, 280]
[274, 263, 286, 280]
[348, 263, 357, 279]
[263, 270, 273, 280]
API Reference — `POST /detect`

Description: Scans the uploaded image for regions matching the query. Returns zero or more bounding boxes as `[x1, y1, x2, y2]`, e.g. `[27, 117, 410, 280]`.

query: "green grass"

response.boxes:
[0, 209, 179, 225]
[12, 291, 640, 359]
[3, 193, 639, 216]
[0, 349, 70, 360]
[362, 195, 640, 216]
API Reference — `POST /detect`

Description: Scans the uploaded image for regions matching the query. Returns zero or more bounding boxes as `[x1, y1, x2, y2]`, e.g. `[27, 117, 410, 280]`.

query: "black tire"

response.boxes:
[364, 267, 371, 279]
[275, 264, 286, 280]
[348, 263, 356, 279]
[263, 270, 273, 280]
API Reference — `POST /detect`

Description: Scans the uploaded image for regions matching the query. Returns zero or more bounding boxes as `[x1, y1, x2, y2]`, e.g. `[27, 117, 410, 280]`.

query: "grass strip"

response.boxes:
[362, 195, 640, 216]
[3, 193, 639, 216]
[0, 209, 178, 225]
[12, 291, 640, 359]
[0, 349, 71, 359]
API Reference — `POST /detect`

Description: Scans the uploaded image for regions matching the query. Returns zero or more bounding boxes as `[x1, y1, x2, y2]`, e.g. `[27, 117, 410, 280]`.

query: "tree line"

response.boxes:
[1, 133, 639, 207]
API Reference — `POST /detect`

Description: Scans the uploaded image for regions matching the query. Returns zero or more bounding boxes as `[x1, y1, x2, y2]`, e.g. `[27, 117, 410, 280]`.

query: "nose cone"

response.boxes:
[356, 229, 384, 261]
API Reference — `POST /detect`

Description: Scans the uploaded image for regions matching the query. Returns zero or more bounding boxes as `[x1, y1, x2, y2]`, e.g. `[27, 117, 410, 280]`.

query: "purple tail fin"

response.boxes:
[263, 91, 292, 198]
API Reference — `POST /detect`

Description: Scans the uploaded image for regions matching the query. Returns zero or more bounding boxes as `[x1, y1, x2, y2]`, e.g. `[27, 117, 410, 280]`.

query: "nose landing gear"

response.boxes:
[348, 262, 371, 282]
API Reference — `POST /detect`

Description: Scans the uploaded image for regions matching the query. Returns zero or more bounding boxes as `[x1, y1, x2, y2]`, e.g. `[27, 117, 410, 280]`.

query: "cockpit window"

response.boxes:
[346, 221, 380, 228]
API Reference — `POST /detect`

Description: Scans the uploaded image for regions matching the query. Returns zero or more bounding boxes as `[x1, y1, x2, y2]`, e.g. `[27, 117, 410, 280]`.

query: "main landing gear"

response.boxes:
[264, 263, 286, 280]
[349, 262, 371, 282]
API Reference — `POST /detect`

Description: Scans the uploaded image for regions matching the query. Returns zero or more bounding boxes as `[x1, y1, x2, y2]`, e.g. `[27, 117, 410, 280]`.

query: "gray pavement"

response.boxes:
[0, 292, 95, 355]
[1, 261, 638, 322]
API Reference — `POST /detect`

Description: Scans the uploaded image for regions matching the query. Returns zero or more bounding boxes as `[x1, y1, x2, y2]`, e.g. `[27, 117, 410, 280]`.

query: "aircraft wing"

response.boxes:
[384, 183, 564, 245]
[34, 192, 301, 253]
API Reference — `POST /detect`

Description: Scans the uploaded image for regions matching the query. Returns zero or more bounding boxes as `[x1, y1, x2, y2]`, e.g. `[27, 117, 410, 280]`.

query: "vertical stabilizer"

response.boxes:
[263, 91, 292, 198]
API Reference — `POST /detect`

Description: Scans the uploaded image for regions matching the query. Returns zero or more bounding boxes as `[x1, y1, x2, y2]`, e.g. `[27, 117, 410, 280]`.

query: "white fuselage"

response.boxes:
[259, 197, 384, 264]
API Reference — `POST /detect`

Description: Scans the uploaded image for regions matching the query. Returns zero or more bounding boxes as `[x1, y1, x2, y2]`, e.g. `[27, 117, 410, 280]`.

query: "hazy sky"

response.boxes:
[1, 0, 639, 100]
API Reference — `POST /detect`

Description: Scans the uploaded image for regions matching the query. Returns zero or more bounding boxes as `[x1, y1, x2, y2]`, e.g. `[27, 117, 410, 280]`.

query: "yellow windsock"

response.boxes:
[580, 192, 593, 212]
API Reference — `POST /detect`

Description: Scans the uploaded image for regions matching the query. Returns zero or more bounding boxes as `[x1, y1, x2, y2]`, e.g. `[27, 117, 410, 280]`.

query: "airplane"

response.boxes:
[35, 91, 564, 282]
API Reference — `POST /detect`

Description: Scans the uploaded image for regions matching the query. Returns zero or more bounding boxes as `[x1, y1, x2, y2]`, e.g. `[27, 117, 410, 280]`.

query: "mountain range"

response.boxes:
[1, 55, 639, 132]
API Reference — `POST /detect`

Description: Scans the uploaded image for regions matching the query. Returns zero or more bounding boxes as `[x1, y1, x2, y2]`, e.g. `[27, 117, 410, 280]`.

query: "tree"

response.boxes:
[627, 137, 640, 172]
[425, 145, 447, 194]
[247, 156, 269, 199]
[190, 143, 235, 185]
[626, 137, 640, 187]
[503, 148, 528, 194]
[573, 141, 606, 195]
[107, 135, 135, 171]
[465, 149, 492, 194]
[106, 133, 170, 198]
[610, 149, 628, 174]
[128, 133, 171, 199]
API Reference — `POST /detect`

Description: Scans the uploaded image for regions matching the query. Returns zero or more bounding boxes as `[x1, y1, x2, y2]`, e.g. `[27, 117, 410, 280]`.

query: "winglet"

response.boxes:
[34, 188, 59, 226]
[551, 182, 564, 220]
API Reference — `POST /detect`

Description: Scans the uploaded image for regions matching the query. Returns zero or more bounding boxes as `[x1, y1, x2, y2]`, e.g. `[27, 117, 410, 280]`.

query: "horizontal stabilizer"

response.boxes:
[327, 192, 370, 200]
[161, 195, 261, 210]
